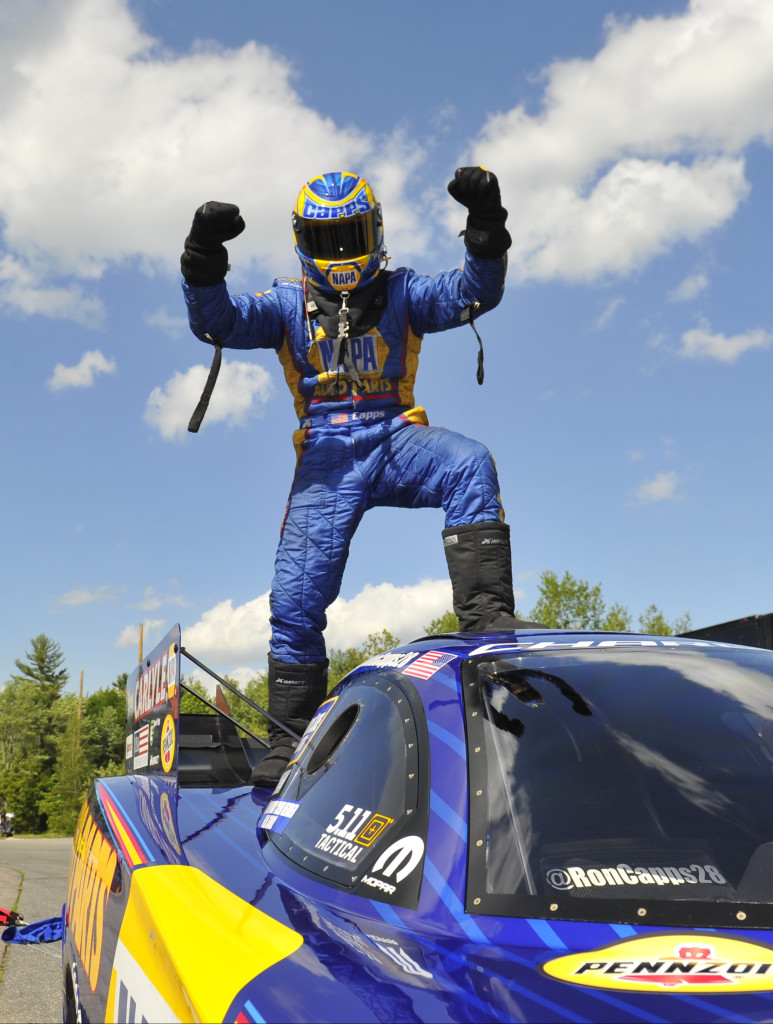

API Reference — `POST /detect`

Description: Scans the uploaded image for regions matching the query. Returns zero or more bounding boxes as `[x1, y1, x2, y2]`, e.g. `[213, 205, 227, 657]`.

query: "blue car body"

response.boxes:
[63, 625, 773, 1022]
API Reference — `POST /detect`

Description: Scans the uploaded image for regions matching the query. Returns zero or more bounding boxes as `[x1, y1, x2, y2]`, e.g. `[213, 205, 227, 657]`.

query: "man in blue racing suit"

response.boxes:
[181, 167, 517, 785]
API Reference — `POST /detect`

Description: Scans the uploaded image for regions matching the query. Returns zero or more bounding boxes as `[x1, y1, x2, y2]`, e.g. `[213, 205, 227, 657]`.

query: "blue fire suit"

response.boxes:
[182, 251, 507, 662]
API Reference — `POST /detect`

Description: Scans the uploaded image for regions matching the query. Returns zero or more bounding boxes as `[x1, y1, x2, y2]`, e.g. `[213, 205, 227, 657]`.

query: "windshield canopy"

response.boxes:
[463, 642, 773, 927]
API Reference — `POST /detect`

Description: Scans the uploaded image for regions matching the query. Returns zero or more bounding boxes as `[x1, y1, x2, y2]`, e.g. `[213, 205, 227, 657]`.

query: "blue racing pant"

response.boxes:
[269, 411, 504, 662]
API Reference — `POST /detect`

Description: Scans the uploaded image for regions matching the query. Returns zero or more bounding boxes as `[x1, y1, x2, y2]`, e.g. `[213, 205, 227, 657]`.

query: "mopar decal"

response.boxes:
[542, 934, 773, 993]
[371, 836, 424, 883]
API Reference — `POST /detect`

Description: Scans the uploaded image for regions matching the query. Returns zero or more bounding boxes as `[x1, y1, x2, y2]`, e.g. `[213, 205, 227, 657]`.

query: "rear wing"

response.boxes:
[680, 613, 773, 650]
[125, 625, 181, 777]
[124, 624, 275, 787]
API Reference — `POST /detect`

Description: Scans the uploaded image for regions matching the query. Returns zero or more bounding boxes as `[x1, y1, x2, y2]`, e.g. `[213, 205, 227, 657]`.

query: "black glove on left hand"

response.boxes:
[448, 167, 511, 259]
[181, 201, 245, 287]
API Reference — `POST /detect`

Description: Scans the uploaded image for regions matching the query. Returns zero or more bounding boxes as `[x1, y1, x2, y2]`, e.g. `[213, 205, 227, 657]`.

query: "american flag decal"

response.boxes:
[136, 725, 149, 756]
[403, 651, 456, 679]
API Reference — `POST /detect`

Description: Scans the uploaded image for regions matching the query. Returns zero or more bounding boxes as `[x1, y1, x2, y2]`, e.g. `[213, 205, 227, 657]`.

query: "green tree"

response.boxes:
[82, 684, 126, 778]
[604, 602, 634, 632]
[179, 676, 215, 715]
[0, 635, 71, 832]
[236, 674, 270, 738]
[328, 629, 400, 688]
[638, 604, 693, 636]
[0, 677, 50, 830]
[424, 611, 459, 634]
[40, 696, 90, 835]
[530, 570, 609, 629]
[13, 634, 68, 705]
[529, 570, 689, 636]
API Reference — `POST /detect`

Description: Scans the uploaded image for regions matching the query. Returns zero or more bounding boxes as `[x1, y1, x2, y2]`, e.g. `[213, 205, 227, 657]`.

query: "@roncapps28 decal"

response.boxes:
[542, 934, 773, 993]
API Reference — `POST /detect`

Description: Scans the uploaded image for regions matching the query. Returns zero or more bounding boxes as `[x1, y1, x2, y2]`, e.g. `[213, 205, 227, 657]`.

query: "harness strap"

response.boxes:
[187, 335, 223, 433]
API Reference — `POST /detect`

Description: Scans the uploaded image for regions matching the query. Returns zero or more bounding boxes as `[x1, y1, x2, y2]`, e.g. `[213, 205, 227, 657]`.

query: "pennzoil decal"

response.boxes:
[160, 713, 175, 772]
[541, 934, 773, 993]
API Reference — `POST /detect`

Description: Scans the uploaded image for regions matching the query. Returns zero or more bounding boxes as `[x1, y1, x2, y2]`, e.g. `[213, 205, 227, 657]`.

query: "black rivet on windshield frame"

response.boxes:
[637, 908, 647, 917]
[737, 911, 747, 921]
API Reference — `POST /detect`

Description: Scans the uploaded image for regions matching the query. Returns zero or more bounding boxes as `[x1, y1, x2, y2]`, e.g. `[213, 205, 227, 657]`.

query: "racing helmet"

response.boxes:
[292, 172, 385, 292]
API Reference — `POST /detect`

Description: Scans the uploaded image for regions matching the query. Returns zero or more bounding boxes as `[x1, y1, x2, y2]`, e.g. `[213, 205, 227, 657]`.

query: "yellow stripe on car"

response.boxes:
[107, 864, 302, 1022]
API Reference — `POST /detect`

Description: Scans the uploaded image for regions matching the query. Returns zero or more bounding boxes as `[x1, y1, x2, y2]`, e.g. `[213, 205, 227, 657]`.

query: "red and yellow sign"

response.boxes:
[542, 933, 773, 993]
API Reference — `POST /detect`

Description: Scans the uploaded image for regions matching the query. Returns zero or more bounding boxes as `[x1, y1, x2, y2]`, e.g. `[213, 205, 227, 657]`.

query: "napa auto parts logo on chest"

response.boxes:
[542, 934, 773, 993]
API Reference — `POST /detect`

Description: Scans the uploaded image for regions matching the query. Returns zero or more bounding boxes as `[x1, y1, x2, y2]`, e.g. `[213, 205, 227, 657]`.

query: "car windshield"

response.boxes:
[464, 642, 773, 922]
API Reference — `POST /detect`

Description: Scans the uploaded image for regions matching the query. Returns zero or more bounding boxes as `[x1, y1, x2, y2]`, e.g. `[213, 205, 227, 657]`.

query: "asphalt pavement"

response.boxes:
[0, 836, 72, 1024]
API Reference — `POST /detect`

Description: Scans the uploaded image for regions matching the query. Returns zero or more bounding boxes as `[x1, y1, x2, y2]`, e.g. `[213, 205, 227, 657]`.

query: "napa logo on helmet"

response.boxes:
[327, 263, 362, 290]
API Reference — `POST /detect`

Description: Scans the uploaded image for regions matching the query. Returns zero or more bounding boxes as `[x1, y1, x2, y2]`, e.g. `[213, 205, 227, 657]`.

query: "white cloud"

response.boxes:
[56, 584, 123, 606]
[0, 0, 428, 319]
[144, 357, 274, 440]
[669, 272, 709, 302]
[0, 254, 105, 325]
[183, 578, 454, 669]
[461, 0, 773, 281]
[678, 321, 771, 362]
[114, 619, 165, 650]
[595, 296, 625, 329]
[145, 307, 189, 338]
[47, 349, 116, 391]
[131, 586, 189, 612]
[635, 470, 683, 504]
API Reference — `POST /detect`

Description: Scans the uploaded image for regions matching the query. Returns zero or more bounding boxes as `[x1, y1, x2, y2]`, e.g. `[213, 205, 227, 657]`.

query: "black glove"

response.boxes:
[448, 167, 511, 259]
[180, 201, 245, 286]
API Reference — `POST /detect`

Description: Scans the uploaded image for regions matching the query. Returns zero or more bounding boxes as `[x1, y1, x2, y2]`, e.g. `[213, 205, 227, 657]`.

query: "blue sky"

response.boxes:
[2, 0, 773, 694]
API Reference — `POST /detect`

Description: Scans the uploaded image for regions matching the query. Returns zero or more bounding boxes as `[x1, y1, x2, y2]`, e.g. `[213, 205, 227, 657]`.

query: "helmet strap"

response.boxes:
[335, 291, 363, 389]
[302, 270, 315, 342]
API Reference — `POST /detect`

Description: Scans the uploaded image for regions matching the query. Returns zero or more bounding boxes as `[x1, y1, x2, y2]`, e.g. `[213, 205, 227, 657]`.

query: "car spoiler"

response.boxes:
[124, 625, 292, 786]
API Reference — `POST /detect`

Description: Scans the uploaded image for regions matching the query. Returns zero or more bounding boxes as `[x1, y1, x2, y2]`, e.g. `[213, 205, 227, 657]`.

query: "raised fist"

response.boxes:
[448, 167, 503, 217]
[181, 202, 245, 287]
[448, 167, 510, 259]
[188, 201, 245, 249]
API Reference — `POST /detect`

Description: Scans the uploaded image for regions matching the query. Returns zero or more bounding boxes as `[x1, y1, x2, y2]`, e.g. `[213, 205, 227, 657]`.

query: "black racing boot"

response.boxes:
[251, 655, 328, 789]
[442, 521, 538, 631]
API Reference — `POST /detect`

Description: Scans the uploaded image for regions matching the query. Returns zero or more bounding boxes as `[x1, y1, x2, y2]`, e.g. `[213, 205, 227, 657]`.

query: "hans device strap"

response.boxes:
[187, 335, 222, 433]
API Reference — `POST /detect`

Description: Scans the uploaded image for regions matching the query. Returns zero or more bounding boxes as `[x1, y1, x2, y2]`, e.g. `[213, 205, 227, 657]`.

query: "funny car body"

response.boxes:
[61, 623, 773, 1022]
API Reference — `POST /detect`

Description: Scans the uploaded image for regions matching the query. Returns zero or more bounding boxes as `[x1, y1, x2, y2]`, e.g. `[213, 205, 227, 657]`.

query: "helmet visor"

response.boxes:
[299, 212, 378, 261]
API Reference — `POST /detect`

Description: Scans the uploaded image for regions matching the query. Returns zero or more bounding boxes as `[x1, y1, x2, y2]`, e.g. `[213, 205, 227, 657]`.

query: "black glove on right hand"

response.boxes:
[448, 167, 511, 259]
[181, 201, 245, 287]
